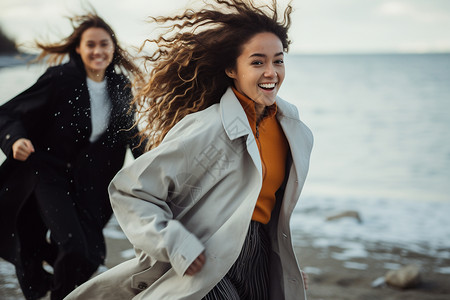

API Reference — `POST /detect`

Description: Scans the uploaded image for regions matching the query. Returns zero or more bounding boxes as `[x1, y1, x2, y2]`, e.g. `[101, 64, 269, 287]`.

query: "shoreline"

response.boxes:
[1, 232, 449, 299]
[295, 238, 450, 300]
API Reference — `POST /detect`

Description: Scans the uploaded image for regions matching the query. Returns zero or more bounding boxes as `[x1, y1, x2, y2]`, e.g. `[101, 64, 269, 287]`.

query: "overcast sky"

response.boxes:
[1, 0, 449, 54]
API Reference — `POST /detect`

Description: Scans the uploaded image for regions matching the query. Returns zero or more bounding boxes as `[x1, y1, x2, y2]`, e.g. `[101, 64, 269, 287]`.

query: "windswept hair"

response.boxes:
[135, 0, 292, 150]
[34, 13, 141, 77]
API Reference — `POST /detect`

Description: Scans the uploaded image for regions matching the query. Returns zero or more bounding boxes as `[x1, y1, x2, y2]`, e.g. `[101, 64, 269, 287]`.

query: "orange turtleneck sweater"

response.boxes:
[232, 87, 289, 224]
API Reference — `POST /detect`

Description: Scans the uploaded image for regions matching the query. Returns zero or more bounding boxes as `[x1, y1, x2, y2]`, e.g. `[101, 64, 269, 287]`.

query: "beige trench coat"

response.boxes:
[65, 88, 313, 300]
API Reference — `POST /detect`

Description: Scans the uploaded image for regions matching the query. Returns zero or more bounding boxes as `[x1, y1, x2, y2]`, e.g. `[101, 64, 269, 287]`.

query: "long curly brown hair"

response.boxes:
[135, 0, 292, 150]
[34, 13, 141, 77]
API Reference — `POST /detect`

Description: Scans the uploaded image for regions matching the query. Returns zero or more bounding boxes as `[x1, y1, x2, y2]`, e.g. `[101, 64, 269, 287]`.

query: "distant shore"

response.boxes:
[0, 53, 37, 69]
[0, 28, 17, 55]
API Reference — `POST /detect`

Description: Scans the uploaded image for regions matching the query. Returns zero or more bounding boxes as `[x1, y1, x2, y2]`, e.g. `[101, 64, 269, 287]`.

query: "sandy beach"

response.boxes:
[296, 238, 450, 300]
[1, 221, 449, 300]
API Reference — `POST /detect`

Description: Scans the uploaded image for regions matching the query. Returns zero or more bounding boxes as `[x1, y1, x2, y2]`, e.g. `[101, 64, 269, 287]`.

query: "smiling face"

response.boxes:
[76, 27, 115, 81]
[226, 32, 285, 116]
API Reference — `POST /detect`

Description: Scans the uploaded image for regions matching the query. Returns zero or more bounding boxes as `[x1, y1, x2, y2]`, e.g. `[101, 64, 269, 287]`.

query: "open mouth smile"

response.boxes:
[258, 83, 277, 90]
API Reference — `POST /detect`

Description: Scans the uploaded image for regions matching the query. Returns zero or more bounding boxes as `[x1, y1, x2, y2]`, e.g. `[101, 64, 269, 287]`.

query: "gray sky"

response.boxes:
[1, 0, 449, 54]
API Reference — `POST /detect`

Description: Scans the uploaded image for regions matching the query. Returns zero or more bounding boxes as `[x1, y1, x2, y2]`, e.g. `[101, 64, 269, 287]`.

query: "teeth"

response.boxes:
[259, 83, 276, 89]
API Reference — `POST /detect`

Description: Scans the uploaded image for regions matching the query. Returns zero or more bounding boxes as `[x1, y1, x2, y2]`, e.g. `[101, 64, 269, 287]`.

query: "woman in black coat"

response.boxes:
[0, 14, 144, 300]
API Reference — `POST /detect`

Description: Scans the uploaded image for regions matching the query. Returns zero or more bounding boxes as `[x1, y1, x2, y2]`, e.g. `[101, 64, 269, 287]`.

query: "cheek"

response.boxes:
[79, 48, 92, 60]
[239, 72, 254, 85]
[108, 51, 115, 62]
[79, 51, 89, 63]
[107, 49, 115, 61]
[278, 71, 285, 85]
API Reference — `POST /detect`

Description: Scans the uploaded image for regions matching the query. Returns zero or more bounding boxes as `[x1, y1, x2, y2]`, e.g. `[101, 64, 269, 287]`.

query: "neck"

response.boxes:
[86, 69, 105, 82]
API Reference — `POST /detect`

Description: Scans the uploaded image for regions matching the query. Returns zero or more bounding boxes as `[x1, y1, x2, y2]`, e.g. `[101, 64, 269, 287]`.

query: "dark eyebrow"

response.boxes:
[249, 52, 284, 58]
[86, 39, 111, 43]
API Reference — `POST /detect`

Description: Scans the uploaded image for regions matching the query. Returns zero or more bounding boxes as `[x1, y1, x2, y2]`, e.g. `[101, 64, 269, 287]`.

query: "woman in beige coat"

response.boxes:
[66, 1, 313, 299]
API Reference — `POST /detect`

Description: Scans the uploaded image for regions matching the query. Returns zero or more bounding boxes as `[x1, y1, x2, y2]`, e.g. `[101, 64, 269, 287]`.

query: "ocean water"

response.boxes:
[1, 54, 450, 265]
[280, 54, 450, 262]
[281, 53, 450, 202]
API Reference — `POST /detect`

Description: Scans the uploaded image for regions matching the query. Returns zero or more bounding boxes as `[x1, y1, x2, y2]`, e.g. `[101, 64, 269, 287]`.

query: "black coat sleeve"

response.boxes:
[0, 68, 55, 158]
[107, 74, 146, 158]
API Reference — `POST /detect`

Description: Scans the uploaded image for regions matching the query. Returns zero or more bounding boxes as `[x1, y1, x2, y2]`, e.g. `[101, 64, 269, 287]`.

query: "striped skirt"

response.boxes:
[203, 220, 270, 300]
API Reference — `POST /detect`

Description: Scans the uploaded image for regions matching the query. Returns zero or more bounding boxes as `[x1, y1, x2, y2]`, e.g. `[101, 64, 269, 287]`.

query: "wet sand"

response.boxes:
[1, 227, 450, 300]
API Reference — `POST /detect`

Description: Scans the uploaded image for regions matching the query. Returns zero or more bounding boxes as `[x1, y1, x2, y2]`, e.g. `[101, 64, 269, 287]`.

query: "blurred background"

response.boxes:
[1, 0, 450, 298]
[1, 0, 450, 54]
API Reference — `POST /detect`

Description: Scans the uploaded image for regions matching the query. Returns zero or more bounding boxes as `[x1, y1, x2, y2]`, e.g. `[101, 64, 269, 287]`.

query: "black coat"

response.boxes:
[0, 56, 144, 267]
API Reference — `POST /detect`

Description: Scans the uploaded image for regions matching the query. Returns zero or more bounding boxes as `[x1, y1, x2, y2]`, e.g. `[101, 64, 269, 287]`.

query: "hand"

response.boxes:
[302, 271, 309, 290]
[184, 253, 206, 276]
[12, 138, 35, 161]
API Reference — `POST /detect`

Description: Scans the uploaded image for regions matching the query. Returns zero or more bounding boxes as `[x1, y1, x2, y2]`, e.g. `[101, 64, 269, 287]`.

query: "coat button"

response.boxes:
[5, 134, 10, 140]
[137, 282, 148, 290]
[282, 233, 288, 239]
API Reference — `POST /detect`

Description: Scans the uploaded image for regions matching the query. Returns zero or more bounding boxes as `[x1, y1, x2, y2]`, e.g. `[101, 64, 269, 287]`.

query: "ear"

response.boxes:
[225, 68, 236, 79]
[75, 46, 80, 54]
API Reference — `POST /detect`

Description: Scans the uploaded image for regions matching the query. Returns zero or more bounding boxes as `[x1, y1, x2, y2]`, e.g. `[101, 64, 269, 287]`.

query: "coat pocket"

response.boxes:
[131, 261, 171, 291]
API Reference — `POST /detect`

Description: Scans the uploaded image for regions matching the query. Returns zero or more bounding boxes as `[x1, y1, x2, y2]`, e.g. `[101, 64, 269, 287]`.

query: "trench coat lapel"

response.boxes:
[220, 88, 263, 176]
[276, 98, 313, 212]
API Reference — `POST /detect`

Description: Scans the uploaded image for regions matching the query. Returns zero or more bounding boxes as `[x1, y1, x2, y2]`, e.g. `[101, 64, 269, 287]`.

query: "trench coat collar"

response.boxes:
[221, 88, 251, 140]
[220, 86, 312, 201]
[220, 87, 262, 176]
[220, 87, 302, 140]
[219, 87, 311, 186]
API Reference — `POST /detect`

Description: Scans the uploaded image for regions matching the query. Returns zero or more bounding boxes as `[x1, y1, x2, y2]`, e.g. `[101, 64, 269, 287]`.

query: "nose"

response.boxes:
[264, 64, 277, 78]
[93, 46, 101, 55]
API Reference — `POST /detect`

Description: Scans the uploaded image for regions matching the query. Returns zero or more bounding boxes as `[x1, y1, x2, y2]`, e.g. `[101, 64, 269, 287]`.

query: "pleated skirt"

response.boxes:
[203, 220, 270, 300]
